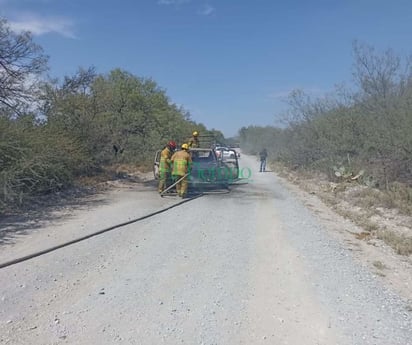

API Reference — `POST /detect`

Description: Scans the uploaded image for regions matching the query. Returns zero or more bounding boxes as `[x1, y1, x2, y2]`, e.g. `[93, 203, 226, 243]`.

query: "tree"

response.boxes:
[352, 41, 409, 107]
[0, 18, 48, 113]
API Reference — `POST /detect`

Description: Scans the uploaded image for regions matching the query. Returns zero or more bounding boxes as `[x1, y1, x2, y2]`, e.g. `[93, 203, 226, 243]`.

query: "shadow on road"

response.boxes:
[0, 175, 155, 247]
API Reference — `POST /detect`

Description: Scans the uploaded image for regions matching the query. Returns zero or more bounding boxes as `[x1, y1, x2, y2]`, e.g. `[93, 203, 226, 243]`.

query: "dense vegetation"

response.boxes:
[239, 42, 412, 201]
[0, 18, 222, 211]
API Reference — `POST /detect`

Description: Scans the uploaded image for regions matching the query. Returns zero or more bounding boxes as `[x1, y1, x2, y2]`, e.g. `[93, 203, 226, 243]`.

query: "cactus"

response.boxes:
[333, 165, 352, 179]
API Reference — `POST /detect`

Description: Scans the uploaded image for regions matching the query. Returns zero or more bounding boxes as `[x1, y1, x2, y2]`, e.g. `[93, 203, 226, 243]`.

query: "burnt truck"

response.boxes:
[154, 146, 239, 190]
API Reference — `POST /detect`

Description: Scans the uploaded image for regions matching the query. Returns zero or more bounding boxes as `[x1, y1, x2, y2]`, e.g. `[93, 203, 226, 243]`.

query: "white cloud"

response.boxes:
[158, 0, 190, 5]
[199, 4, 215, 16]
[9, 14, 75, 38]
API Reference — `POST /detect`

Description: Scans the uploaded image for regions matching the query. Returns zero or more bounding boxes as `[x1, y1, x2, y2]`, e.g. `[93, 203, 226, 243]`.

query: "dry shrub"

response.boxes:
[350, 184, 412, 215]
[377, 230, 412, 256]
[0, 126, 92, 211]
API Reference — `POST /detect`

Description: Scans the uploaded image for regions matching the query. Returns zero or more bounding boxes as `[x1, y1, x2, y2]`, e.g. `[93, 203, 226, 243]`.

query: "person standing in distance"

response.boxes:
[259, 148, 268, 172]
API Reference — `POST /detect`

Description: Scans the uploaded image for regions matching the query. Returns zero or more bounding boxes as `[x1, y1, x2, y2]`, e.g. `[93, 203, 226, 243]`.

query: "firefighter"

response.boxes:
[158, 140, 177, 193]
[171, 143, 192, 198]
[188, 131, 200, 148]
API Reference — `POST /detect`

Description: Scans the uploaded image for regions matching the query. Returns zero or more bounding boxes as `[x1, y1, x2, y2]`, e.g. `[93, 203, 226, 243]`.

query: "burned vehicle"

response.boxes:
[154, 147, 239, 190]
[189, 148, 239, 188]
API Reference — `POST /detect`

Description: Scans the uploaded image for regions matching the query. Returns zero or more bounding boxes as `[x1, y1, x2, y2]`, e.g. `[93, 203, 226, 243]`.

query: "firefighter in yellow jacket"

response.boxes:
[188, 131, 200, 148]
[171, 143, 192, 198]
[158, 140, 177, 193]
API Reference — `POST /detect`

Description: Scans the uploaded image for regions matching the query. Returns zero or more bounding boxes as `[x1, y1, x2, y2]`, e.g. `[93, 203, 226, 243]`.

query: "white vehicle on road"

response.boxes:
[214, 146, 239, 160]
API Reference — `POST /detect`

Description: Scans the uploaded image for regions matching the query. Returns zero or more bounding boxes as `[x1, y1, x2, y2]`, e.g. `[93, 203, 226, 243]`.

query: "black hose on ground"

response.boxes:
[0, 194, 203, 270]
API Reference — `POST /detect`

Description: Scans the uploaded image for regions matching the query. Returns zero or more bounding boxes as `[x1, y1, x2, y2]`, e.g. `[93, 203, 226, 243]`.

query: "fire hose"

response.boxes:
[159, 173, 189, 197]
[0, 191, 201, 270]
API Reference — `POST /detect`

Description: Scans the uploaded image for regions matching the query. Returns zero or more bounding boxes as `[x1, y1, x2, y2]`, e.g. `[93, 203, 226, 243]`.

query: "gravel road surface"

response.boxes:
[0, 154, 411, 345]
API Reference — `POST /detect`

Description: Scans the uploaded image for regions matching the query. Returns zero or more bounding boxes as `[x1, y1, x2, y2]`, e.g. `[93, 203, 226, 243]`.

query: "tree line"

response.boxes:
[239, 41, 412, 199]
[0, 18, 223, 212]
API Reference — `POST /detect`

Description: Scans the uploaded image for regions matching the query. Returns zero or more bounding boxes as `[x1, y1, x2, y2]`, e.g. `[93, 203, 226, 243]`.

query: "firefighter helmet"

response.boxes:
[167, 140, 177, 150]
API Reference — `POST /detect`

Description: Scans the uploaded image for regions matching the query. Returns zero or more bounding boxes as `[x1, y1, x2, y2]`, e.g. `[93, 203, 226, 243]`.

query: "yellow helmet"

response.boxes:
[181, 143, 189, 150]
[192, 131, 199, 137]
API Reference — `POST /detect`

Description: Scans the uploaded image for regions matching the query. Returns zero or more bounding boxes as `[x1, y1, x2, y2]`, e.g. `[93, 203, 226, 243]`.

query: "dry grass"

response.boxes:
[363, 221, 380, 232]
[352, 188, 396, 209]
[372, 260, 387, 270]
[110, 163, 151, 175]
[376, 230, 412, 256]
[76, 163, 152, 188]
[354, 232, 373, 241]
[387, 182, 412, 215]
[350, 182, 412, 216]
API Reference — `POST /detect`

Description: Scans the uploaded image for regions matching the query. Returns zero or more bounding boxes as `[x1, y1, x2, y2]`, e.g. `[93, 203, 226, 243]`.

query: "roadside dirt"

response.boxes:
[272, 165, 412, 304]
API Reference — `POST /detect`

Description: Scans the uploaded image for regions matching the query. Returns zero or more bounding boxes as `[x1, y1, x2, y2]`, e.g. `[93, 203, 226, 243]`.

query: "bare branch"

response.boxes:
[0, 18, 48, 114]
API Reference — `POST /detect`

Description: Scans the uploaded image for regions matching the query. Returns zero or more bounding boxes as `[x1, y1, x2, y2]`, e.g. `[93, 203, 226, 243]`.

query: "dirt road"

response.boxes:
[0, 155, 411, 344]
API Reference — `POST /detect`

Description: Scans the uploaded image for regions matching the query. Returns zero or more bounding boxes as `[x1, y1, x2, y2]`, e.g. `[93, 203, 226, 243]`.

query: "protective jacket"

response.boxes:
[159, 147, 173, 172]
[188, 137, 200, 148]
[171, 150, 192, 176]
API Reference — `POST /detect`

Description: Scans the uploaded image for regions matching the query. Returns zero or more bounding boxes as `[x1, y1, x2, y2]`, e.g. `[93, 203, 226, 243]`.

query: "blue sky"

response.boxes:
[1, 0, 412, 137]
